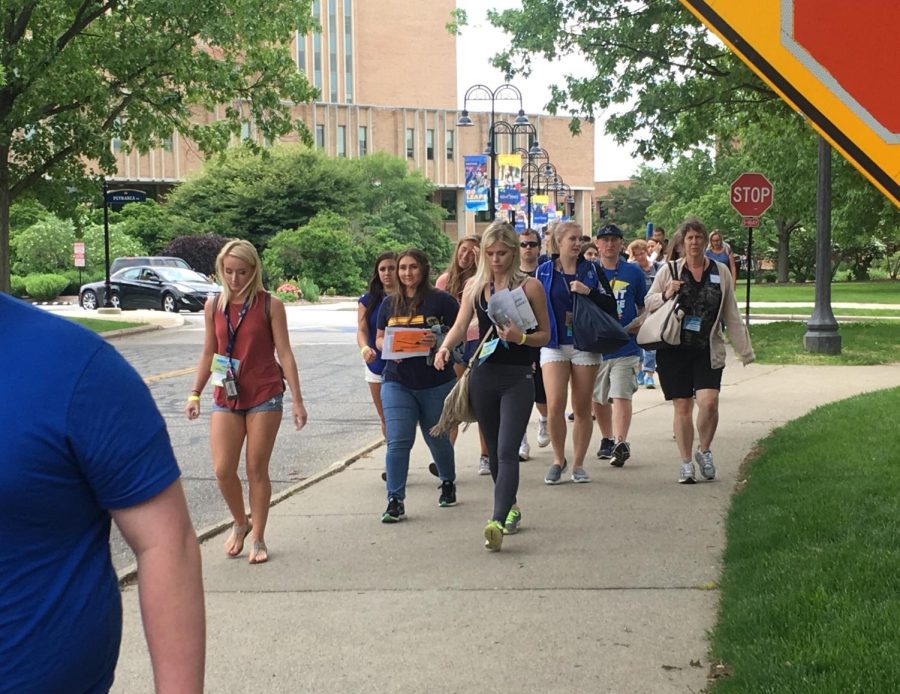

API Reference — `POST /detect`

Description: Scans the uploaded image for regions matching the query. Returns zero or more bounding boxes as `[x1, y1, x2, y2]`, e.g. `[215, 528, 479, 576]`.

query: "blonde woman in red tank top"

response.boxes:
[184, 240, 308, 564]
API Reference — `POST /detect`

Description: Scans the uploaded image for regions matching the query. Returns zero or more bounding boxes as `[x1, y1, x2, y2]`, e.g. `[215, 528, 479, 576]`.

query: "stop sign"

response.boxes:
[730, 172, 774, 217]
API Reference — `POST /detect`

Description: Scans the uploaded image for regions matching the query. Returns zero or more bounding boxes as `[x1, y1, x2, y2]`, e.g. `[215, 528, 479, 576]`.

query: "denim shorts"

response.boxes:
[213, 392, 284, 415]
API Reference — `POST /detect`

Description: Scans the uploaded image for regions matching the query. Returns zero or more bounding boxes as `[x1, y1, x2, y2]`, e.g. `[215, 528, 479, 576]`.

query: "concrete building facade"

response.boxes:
[109, 0, 595, 239]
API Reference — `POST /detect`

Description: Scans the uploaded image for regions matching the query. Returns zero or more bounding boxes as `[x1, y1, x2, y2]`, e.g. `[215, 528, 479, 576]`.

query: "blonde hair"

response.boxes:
[215, 239, 265, 310]
[465, 220, 527, 304]
[627, 239, 648, 256]
[443, 235, 480, 300]
[550, 221, 583, 256]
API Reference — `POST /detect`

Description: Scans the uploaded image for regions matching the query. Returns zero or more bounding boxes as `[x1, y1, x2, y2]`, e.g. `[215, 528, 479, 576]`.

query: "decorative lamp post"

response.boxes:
[457, 83, 531, 221]
[515, 144, 548, 228]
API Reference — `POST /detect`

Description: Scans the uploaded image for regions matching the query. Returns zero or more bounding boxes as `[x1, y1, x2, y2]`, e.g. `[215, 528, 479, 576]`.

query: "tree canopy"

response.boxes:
[0, 0, 318, 292]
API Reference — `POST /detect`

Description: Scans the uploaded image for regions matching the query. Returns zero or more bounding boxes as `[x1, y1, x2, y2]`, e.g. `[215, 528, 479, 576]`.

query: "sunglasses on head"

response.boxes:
[519, 241, 540, 248]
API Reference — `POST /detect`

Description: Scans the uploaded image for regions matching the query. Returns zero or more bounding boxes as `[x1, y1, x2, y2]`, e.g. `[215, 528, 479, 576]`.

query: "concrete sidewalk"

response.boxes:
[112, 359, 900, 693]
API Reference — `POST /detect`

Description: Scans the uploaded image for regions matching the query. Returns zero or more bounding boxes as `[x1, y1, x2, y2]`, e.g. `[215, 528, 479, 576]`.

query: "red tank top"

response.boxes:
[213, 291, 284, 409]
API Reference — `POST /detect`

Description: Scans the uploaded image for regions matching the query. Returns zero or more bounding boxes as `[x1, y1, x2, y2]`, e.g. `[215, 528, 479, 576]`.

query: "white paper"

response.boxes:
[381, 326, 432, 360]
[487, 287, 538, 331]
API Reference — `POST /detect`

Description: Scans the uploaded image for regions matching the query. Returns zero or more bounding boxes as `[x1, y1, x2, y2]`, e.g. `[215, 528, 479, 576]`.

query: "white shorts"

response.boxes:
[540, 344, 602, 368]
[593, 355, 641, 404]
[364, 367, 384, 384]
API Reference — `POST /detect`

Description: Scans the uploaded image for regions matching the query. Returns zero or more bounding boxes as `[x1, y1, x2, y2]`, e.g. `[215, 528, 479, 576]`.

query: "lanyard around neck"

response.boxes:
[224, 298, 251, 357]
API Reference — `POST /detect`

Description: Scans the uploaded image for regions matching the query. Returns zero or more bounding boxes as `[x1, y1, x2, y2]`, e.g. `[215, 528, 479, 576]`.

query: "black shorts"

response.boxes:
[533, 361, 546, 405]
[656, 347, 723, 401]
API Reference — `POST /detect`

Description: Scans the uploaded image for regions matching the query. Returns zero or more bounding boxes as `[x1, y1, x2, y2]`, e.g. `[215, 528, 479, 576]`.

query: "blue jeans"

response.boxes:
[642, 348, 657, 372]
[382, 379, 456, 500]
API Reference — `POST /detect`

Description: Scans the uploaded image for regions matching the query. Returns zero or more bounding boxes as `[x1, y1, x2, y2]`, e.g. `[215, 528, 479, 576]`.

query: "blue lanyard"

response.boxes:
[224, 298, 250, 359]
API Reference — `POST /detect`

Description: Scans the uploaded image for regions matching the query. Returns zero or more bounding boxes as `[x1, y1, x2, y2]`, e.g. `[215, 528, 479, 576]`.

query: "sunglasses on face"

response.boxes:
[519, 241, 540, 248]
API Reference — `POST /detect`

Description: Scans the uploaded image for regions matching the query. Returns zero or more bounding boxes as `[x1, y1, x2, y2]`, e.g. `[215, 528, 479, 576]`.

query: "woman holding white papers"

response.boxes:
[535, 222, 617, 485]
[375, 248, 460, 523]
[435, 221, 550, 551]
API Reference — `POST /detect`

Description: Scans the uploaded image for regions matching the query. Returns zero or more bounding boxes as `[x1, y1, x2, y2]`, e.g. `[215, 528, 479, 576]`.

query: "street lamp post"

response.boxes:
[515, 145, 549, 228]
[457, 83, 530, 221]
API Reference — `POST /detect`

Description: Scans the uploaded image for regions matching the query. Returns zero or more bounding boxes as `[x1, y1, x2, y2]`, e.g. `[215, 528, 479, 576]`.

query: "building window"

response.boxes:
[336, 125, 346, 157]
[328, 0, 338, 102]
[111, 137, 121, 154]
[296, 31, 306, 73]
[162, 132, 174, 151]
[445, 130, 454, 160]
[475, 210, 491, 223]
[426, 129, 434, 160]
[240, 121, 252, 141]
[358, 125, 367, 156]
[439, 189, 457, 220]
[315, 124, 325, 149]
[312, 1, 323, 93]
[406, 128, 414, 159]
[344, 0, 353, 103]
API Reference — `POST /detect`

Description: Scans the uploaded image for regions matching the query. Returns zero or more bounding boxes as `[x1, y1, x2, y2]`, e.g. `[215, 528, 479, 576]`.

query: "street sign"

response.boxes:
[678, 0, 900, 208]
[105, 189, 147, 205]
[741, 216, 760, 228]
[73, 242, 85, 255]
[731, 172, 774, 217]
[74, 254, 85, 268]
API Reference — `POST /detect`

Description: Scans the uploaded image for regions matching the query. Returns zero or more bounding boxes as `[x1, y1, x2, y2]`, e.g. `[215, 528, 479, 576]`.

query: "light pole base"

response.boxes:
[803, 327, 841, 354]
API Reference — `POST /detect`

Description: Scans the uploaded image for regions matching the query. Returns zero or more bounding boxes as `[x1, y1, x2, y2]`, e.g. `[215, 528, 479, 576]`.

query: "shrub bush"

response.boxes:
[297, 277, 320, 303]
[62, 268, 105, 295]
[24, 273, 70, 301]
[160, 234, 229, 275]
[274, 290, 299, 303]
[11, 217, 75, 275]
[10, 275, 27, 298]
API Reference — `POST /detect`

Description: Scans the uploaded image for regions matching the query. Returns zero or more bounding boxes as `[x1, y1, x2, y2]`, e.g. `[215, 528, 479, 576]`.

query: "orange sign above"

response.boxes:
[679, 0, 900, 207]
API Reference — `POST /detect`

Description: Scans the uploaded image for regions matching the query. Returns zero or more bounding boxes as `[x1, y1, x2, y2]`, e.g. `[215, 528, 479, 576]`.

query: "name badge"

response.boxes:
[710, 274, 721, 284]
[478, 337, 500, 365]
[684, 316, 702, 332]
[211, 353, 241, 386]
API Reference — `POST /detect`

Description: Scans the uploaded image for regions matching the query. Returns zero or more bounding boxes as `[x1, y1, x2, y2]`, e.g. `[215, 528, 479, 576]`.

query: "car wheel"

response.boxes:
[162, 293, 178, 312]
[110, 291, 122, 309]
[81, 290, 97, 311]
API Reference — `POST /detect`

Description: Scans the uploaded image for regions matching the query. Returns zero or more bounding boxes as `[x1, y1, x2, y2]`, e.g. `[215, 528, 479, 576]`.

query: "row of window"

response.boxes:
[301, 0, 353, 104]
[406, 128, 454, 161]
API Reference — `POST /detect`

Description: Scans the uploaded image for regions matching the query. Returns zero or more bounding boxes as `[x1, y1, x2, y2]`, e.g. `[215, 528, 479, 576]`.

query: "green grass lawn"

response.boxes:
[746, 280, 900, 304]
[749, 322, 900, 365]
[68, 317, 145, 333]
[710, 387, 900, 693]
[749, 306, 900, 318]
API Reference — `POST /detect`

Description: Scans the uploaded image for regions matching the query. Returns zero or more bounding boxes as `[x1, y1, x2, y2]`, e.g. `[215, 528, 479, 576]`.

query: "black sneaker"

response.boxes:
[610, 440, 631, 467]
[596, 437, 615, 459]
[439, 480, 457, 507]
[381, 496, 405, 523]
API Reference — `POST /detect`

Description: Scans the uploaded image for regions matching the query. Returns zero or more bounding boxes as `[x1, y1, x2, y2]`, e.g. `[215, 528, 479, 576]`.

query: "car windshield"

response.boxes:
[155, 267, 213, 283]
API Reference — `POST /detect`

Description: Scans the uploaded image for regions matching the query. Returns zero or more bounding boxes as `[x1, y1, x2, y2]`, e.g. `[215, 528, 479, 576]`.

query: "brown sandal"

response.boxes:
[225, 521, 251, 557]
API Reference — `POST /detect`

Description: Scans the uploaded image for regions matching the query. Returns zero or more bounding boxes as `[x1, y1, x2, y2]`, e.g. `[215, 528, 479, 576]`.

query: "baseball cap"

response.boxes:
[595, 223, 624, 238]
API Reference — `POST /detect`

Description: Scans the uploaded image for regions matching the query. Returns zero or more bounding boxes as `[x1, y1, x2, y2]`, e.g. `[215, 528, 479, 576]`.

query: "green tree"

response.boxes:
[80, 223, 145, 274]
[11, 217, 75, 275]
[0, 0, 318, 292]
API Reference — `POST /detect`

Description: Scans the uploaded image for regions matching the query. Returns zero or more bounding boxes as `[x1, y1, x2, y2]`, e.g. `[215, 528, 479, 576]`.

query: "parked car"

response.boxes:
[109, 255, 191, 274]
[79, 266, 220, 312]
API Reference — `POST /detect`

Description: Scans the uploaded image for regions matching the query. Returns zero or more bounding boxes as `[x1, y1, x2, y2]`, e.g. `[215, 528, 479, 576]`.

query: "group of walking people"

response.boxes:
[354, 216, 753, 552]
[180, 217, 752, 562]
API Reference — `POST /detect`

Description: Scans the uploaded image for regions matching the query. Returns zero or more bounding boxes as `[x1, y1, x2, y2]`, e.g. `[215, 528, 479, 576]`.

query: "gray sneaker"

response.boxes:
[678, 461, 696, 484]
[478, 455, 491, 476]
[536, 419, 550, 447]
[544, 461, 566, 485]
[695, 449, 716, 480]
[571, 466, 591, 483]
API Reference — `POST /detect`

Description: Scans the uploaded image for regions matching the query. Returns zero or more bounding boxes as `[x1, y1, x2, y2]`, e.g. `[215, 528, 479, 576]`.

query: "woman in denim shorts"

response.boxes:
[185, 240, 308, 564]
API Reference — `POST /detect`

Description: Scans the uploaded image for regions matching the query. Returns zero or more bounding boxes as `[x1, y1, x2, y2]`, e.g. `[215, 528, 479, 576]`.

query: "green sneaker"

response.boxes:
[503, 506, 522, 535]
[483, 520, 504, 551]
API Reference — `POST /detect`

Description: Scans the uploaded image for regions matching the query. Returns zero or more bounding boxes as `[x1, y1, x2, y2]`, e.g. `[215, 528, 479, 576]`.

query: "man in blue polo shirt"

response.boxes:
[0, 294, 205, 693]
[591, 224, 647, 467]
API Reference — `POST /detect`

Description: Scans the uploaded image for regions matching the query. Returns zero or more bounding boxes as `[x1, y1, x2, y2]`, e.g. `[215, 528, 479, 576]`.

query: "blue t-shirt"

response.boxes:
[0, 295, 181, 693]
[358, 292, 387, 375]
[600, 260, 647, 360]
[376, 289, 459, 390]
[548, 270, 578, 346]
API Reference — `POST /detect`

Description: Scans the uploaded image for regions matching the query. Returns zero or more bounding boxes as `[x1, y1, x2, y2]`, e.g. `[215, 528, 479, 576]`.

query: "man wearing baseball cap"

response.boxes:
[591, 224, 647, 467]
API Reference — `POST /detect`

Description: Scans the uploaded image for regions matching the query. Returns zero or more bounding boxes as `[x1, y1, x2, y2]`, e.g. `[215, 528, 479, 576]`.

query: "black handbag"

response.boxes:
[572, 292, 630, 354]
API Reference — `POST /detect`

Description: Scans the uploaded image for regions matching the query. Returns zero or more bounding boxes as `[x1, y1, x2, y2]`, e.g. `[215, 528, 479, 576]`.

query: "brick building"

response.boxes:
[109, 0, 595, 239]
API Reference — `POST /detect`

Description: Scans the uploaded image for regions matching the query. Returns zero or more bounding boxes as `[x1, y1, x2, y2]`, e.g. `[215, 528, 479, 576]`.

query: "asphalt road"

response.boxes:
[105, 302, 383, 570]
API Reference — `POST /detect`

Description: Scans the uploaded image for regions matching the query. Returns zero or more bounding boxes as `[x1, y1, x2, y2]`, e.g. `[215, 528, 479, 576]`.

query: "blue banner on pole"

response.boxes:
[464, 155, 489, 212]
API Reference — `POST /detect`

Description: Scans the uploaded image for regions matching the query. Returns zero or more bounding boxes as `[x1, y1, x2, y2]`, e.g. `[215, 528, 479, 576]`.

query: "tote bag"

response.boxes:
[430, 327, 494, 437]
[637, 262, 684, 350]
[572, 293, 629, 354]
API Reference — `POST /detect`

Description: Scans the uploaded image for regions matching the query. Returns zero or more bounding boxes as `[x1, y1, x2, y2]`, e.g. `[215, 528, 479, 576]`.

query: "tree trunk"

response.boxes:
[776, 219, 791, 283]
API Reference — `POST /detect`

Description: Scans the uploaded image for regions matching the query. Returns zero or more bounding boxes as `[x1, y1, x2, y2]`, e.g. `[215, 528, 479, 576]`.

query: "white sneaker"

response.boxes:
[678, 461, 696, 484]
[695, 448, 716, 480]
[536, 419, 550, 448]
[478, 455, 491, 475]
[518, 435, 530, 461]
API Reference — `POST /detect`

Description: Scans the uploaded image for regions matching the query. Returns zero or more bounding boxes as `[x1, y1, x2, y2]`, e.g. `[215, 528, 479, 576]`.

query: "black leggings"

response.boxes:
[469, 362, 535, 523]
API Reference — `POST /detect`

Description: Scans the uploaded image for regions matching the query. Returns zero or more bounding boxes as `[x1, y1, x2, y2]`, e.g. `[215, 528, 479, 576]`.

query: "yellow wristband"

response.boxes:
[518, 333, 527, 346]
[360, 346, 371, 356]
[187, 395, 201, 402]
